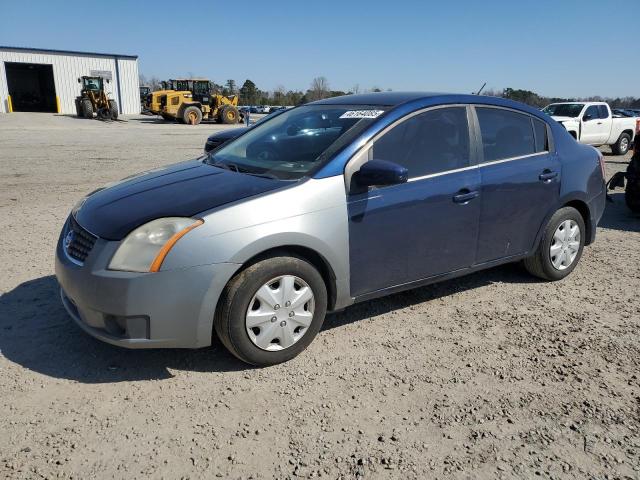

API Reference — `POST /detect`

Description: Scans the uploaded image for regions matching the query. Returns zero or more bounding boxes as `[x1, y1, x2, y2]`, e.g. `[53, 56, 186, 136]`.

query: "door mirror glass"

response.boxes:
[354, 159, 408, 188]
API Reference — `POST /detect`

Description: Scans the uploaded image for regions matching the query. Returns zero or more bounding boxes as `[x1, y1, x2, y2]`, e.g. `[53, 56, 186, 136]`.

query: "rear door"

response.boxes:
[347, 106, 481, 297]
[473, 106, 560, 263]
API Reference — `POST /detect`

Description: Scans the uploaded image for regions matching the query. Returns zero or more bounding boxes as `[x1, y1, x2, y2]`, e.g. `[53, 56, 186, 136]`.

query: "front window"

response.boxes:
[370, 107, 471, 178]
[542, 103, 584, 117]
[206, 104, 388, 180]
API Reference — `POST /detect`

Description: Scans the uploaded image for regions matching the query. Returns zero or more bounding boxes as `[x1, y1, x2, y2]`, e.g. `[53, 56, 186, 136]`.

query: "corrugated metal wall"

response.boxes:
[0, 48, 140, 114]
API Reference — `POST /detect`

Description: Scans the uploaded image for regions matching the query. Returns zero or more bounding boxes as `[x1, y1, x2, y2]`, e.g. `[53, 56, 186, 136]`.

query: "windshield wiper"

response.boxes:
[209, 159, 278, 180]
[243, 171, 279, 180]
[209, 160, 239, 172]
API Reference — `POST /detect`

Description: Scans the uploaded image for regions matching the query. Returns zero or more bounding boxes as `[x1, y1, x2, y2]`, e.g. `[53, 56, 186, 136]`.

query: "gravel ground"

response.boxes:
[0, 113, 639, 479]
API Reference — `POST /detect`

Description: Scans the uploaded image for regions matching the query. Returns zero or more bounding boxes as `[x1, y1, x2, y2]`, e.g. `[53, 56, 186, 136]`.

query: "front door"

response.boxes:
[347, 106, 481, 297]
[580, 105, 609, 145]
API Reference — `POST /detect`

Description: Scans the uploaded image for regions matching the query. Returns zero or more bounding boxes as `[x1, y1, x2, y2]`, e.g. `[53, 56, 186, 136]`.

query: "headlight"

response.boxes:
[109, 217, 203, 272]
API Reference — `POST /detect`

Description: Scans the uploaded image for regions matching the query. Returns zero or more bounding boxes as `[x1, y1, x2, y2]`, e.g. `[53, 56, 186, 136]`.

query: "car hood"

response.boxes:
[74, 159, 286, 240]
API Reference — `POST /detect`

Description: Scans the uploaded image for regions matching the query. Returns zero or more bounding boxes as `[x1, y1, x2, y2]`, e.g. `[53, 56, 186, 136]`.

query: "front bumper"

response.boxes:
[55, 218, 240, 349]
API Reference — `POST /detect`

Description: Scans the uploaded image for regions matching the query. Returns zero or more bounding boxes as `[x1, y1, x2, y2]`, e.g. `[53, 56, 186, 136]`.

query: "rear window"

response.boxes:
[476, 107, 535, 162]
[597, 105, 609, 119]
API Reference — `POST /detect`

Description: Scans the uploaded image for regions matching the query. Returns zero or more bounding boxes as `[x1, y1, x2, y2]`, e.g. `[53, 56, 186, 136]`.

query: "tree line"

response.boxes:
[139, 74, 639, 109]
[483, 87, 640, 109]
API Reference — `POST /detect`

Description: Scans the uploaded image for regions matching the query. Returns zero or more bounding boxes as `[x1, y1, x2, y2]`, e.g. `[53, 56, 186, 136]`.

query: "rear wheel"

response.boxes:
[625, 188, 640, 212]
[108, 100, 118, 120]
[612, 133, 631, 156]
[214, 254, 327, 366]
[81, 99, 93, 119]
[220, 105, 239, 124]
[74, 98, 82, 117]
[523, 207, 585, 281]
[182, 106, 202, 125]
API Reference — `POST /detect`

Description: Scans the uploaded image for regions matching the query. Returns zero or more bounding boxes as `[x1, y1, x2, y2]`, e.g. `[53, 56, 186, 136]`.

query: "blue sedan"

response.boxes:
[56, 92, 606, 366]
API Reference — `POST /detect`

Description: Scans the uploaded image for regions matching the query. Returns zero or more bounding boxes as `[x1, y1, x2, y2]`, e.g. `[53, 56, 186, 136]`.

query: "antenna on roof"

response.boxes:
[475, 82, 487, 95]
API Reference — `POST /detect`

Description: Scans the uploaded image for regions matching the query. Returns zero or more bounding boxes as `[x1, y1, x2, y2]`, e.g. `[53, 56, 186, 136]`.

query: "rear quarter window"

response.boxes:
[532, 118, 549, 152]
[476, 107, 535, 162]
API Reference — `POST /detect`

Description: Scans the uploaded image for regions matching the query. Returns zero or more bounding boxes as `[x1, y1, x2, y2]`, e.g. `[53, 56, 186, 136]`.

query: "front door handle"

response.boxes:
[539, 170, 558, 182]
[452, 189, 479, 204]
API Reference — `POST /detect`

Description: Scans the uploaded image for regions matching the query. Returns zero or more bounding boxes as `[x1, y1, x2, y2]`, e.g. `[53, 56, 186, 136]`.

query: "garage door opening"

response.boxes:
[5, 62, 57, 112]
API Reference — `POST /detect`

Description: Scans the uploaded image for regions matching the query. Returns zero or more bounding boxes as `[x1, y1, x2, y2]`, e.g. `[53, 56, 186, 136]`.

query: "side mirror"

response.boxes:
[353, 159, 408, 188]
[106, 79, 110, 83]
[583, 114, 593, 121]
[77, 78, 81, 83]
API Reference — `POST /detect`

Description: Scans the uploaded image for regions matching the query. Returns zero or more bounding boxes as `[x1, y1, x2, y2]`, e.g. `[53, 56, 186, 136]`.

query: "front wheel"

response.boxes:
[523, 206, 585, 281]
[214, 254, 327, 366]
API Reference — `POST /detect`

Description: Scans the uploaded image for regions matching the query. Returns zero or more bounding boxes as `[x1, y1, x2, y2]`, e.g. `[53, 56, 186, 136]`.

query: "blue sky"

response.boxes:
[2, 0, 638, 98]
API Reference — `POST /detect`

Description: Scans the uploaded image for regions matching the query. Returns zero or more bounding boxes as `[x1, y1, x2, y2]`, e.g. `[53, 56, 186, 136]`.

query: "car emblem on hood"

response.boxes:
[64, 230, 74, 250]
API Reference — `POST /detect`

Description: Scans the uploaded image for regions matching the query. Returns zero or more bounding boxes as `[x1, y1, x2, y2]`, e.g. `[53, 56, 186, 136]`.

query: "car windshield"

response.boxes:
[542, 103, 584, 117]
[205, 104, 388, 180]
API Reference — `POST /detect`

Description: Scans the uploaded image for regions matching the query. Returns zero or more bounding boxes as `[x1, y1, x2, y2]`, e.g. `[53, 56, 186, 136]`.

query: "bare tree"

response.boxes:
[309, 76, 330, 101]
[351, 84, 361, 94]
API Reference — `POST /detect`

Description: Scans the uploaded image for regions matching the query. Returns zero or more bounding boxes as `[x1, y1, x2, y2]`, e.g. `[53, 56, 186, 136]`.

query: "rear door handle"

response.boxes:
[452, 190, 479, 204]
[539, 170, 558, 182]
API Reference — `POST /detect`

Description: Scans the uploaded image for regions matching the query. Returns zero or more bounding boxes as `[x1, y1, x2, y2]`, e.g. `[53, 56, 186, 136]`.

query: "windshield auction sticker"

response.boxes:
[339, 110, 385, 119]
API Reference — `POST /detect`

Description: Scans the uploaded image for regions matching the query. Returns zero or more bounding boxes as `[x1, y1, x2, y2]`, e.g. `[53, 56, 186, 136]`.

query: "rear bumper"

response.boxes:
[55, 219, 240, 348]
[588, 187, 606, 244]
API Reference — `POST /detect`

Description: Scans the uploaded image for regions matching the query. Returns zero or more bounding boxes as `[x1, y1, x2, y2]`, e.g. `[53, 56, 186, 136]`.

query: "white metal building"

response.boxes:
[0, 46, 140, 115]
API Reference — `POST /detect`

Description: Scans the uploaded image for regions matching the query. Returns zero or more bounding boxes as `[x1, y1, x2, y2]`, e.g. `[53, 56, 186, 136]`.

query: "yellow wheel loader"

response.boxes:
[75, 76, 118, 120]
[161, 79, 241, 126]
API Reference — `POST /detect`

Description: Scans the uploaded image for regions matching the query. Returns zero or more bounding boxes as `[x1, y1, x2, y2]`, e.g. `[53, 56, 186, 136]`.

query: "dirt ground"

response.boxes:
[0, 113, 639, 479]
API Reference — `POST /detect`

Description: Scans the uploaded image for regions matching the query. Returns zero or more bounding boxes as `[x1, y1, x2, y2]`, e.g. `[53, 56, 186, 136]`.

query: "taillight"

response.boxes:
[597, 150, 606, 179]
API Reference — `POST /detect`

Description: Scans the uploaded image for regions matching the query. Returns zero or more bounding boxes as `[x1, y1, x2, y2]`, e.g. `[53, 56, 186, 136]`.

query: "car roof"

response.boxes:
[309, 92, 552, 120]
[311, 91, 448, 106]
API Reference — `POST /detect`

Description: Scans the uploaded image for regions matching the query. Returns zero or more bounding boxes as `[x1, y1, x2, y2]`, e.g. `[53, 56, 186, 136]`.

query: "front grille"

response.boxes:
[65, 216, 97, 263]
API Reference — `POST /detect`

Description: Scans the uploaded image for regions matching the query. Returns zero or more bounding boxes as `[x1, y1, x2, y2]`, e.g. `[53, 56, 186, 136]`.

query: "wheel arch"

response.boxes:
[562, 199, 593, 245]
[620, 129, 634, 140]
[530, 194, 594, 254]
[229, 245, 338, 312]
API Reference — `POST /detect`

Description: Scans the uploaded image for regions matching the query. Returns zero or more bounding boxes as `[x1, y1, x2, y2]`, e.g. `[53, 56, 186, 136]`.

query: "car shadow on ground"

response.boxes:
[0, 276, 249, 383]
[599, 192, 640, 232]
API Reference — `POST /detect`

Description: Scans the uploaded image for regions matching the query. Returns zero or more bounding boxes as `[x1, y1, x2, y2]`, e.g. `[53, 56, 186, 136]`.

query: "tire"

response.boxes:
[108, 100, 118, 120]
[625, 188, 640, 213]
[74, 98, 82, 117]
[220, 105, 239, 124]
[612, 133, 631, 156]
[81, 99, 93, 119]
[523, 206, 585, 281]
[214, 254, 328, 366]
[182, 106, 202, 125]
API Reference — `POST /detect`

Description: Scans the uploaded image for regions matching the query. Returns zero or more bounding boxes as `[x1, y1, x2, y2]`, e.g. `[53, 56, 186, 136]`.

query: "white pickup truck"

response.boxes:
[542, 102, 639, 155]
